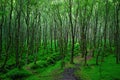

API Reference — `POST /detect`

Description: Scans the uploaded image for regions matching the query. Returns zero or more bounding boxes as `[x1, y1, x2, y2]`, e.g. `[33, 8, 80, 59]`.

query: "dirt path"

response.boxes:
[61, 64, 81, 80]
[61, 55, 92, 80]
[25, 55, 92, 80]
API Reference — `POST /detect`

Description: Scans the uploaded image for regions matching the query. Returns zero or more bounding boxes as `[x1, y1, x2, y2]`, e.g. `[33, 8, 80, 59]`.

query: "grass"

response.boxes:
[0, 50, 63, 80]
[24, 53, 82, 80]
[75, 55, 120, 80]
[0, 68, 31, 80]
[24, 60, 63, 80]
[24, 43, 81, 80]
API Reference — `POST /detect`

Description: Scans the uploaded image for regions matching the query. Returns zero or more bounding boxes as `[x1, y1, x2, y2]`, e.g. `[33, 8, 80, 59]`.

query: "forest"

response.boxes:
[0, 0, 120, 80]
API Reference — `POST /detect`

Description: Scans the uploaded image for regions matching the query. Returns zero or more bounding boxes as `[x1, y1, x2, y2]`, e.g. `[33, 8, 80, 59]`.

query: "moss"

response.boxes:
[6, 68, 31, 80]
[75, 55, 120, 80]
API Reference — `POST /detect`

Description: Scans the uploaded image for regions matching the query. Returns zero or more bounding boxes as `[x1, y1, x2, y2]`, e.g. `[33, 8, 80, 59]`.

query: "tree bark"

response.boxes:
[0, 4, 4, 59]
[16, 0, 22, 68]
[69, 0, 74, 64]
[115, 2, 119, 64]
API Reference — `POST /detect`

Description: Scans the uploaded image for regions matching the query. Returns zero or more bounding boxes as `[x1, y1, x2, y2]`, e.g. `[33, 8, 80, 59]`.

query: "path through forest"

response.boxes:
[61, 64, 80, 80]
[25, 55, 92, 80]
[25, 64, 80, 80]
[61, 55, 92, 80]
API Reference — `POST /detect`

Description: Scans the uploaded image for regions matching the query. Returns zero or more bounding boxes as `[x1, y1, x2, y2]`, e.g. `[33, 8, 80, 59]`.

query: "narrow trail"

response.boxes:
[25, 55, 92, 80]
[61, 64, 81, 80]
[25, 64, 80, 80]
[61, 55, 92, 80]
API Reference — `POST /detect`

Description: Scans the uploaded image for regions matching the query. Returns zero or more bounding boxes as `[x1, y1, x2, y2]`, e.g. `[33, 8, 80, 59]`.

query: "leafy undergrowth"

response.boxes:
[75, 55, 120, 80]
[0, 68, 31, 80]
[24, 54, 82, 80]
[24, 61, 63, 80]
[0, 53, 62, 80]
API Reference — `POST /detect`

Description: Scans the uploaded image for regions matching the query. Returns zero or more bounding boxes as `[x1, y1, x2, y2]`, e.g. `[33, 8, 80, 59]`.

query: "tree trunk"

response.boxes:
[0, 5, 4, 59]
[16, 0, 21, 68]
[115, 3, 119, 64]
[69, 0, 74, 64]
[93, 10, 98, 57]
[1, 0, 13, 68]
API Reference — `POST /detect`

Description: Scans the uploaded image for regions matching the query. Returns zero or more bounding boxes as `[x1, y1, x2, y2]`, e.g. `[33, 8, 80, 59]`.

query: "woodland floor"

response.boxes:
[26, 57, 85, 80]
[25, 55, 87, 80]
[1, 54, 119, 80]
[26, 63, 81, 80]
[62, 64, 81, 80]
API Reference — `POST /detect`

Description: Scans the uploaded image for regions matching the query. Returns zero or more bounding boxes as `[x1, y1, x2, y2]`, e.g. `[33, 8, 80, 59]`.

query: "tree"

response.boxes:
[68, 0, 74, 64]
[114, 1, 120, 64]
[15, 0, 22, 68]
[0, 1, 4, 59]
[1, 0, 13, 69]
[25, 0, 30, 64]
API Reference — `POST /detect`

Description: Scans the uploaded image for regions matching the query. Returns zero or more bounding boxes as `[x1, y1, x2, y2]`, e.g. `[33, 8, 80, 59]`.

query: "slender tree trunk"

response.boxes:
[0, 21, 2, 59]
[1, 0, 13, 68]
[53, 16, 57, 52]
[69, 0, 74, 64]
[115, 3, 119, 64]
[43, 20, 48, 51]
[96, 24, 102, 65]
[39, 13, 42, 47]
[93, 11, 98, 57]
[50, 24, 53, 50]
[0, 5, 4, 59]
[103, 0, 108, 61]
[16, 0, 22, 68]
[26, 0, 30, 64]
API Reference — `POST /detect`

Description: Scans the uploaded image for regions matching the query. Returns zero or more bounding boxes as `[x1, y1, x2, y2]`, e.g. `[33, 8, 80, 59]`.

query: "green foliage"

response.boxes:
[25, 61, 62, 80]
[74, 43, 80, 55]
[31, 52, 61, 69]
[75, 55, 120, 80]
[31, 61, 48, 69]
[4, 68, 31, 80]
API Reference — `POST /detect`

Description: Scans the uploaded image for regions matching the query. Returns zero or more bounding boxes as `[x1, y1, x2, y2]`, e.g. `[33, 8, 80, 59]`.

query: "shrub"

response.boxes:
[6, 68, 31, 80]
[31, 61, 48, 69]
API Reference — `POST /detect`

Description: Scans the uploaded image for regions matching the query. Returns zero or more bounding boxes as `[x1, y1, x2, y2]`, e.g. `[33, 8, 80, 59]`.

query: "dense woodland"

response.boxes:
[0, 0, 120, 80]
